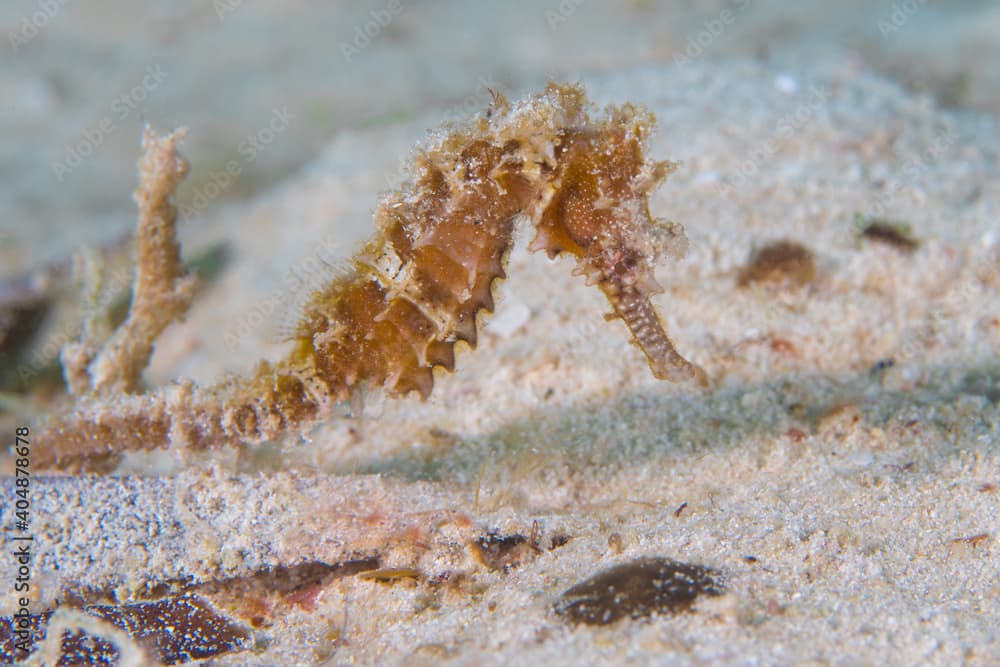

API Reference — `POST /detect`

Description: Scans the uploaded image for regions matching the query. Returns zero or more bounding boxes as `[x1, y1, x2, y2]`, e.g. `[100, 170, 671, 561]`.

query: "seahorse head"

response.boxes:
[524, 92, 685, 290]
[524, 85, 706, 386]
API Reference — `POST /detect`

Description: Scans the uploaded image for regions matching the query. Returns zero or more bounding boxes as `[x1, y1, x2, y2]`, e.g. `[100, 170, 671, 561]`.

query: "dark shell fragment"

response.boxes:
[554, 557, 725, 625]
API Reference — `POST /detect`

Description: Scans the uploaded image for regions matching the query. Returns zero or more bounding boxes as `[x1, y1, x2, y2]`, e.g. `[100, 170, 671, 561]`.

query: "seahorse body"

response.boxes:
[40, 84, 705, 468]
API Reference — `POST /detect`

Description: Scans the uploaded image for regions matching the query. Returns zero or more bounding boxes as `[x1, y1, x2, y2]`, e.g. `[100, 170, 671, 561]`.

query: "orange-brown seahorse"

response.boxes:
[39, 83, 706, 470]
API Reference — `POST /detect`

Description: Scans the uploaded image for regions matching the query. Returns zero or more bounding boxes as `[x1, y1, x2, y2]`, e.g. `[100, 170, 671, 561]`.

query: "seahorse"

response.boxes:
[38, 83, 706, 470]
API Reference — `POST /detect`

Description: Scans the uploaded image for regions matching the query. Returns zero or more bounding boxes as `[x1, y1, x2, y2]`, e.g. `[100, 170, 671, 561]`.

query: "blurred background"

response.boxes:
[2, 0, 998, 271]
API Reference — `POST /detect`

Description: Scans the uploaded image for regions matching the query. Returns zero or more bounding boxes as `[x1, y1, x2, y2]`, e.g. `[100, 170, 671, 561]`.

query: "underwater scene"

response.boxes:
[1, 2, 998, 665]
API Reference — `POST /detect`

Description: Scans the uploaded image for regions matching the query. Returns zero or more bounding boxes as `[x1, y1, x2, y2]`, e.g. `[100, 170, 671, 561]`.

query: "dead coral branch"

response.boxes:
[61, 127, 196, 397]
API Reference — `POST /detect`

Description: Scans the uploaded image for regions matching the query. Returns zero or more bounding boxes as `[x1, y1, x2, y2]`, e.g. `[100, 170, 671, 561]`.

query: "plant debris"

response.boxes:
[61, 127, 197, 398]
[0, 595, 251, 665]
[554, 557, 726, 625]
[737, 239, 816, 287]
[358, 568, 422, 582]
[472, 526, 570, 572]
[472, 531, 534, 573]
[855, 214, 921, 252]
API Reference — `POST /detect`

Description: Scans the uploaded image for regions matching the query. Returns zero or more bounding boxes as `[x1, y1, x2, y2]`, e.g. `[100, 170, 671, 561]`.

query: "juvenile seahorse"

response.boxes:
[39, 83, 706, 470]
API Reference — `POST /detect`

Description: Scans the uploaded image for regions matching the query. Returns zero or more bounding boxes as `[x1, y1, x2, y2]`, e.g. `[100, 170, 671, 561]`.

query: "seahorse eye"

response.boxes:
[611, 253, 638, 277]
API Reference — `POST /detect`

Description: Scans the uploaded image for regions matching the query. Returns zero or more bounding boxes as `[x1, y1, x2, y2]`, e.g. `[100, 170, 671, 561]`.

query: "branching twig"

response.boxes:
[61, 127, 196, 397]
